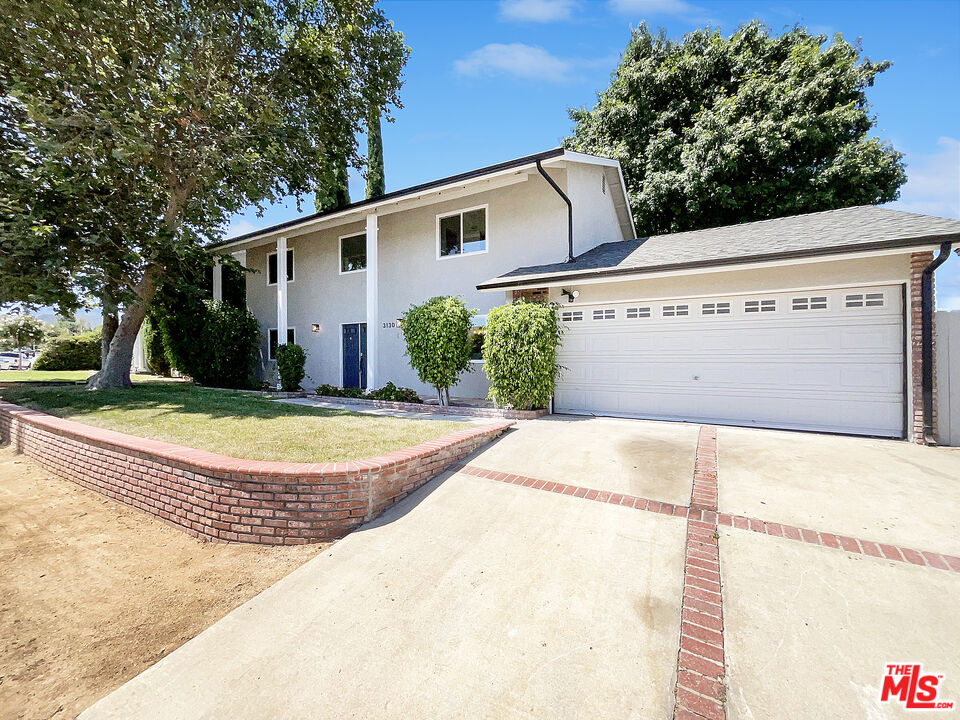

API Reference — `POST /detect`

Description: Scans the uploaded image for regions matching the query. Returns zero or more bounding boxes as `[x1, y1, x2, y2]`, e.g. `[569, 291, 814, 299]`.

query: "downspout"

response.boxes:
[920, 241, 952, 444]
[535, 159, 574, 263]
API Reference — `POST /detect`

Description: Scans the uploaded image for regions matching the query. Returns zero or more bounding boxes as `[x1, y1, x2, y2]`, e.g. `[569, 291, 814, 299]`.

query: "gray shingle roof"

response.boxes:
[479, 205, 960, 290]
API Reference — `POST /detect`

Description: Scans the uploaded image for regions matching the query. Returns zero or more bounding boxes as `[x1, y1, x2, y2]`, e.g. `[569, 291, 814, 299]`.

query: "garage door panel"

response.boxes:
[555, 286, 905, 437]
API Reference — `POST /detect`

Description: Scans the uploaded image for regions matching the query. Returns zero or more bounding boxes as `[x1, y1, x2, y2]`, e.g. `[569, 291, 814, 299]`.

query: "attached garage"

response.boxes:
[553, 286, 905, 437]
[479, 206, 960, 441]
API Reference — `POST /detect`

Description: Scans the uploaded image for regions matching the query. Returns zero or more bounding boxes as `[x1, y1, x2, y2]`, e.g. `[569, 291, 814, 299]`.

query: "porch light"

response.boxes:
[561, 289, 579, 303]
[311, 323, 320, 333]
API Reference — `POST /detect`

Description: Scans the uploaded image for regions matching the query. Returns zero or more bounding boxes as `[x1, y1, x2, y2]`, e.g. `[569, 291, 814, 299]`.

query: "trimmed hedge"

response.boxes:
[34, 330, 102, 371]
[483, 301, 563, 410]
[276, 343, 306, 391]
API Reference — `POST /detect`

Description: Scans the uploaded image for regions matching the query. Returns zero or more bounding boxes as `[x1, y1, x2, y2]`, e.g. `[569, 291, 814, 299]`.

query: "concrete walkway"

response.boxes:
[80, 417, 960, 719]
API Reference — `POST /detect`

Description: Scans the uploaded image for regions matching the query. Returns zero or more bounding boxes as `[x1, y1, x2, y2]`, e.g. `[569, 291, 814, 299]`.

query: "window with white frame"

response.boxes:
[662, 304, 689, 317]
[744, 299, 776, 313]
[268, 327, 296, 360]
[561, 310, 583, 322]
[267, 249, 294, 285]
[626, 306, 651, 319]
[592, 308, 616, 320]
[438, 206, 486, 257]
[845, 292, 885, 308]
[792, 296, 828, 311]
[701, 302, 731, 316]
[340, 233, 366, 273]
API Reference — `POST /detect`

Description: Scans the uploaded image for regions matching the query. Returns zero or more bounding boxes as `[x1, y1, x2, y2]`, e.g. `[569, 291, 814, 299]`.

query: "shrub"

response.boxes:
[159, 300, 260, 389]
[400, 296, 474, 405]
[34, 330, 102, 370]
[276, 343, 306, 391]
[142, 315, 172, 376]
[483, 301, 563, 410]
[315, 382, 422, 403]
[365, 382, 421, 403]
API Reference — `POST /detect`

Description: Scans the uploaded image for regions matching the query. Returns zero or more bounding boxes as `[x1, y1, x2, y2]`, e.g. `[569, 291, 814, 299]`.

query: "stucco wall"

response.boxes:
[241, 163, 625, 397]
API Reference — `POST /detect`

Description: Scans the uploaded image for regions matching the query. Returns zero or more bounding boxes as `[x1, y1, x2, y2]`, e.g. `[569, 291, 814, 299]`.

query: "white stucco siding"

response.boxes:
[375, 168, 570, 397]
[566, 162, 630, 254]
[241, 165, 605, 396]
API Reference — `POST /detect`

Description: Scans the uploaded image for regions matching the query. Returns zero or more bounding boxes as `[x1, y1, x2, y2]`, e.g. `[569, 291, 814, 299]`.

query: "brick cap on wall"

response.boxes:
[0, 400, 515, 478]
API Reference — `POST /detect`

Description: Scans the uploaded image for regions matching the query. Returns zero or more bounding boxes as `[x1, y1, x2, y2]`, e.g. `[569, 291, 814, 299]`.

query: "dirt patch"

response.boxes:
[0, 445, 326, 720]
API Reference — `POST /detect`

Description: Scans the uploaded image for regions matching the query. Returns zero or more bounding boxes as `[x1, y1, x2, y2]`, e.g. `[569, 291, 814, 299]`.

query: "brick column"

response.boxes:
[909, 251, 934, 444]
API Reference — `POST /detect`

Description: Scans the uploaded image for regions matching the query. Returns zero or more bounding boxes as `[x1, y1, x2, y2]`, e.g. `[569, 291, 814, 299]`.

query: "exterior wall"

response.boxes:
[566, 163, 626, 256]
[0, 400, 513, 545]
[238, 161, 629, 398]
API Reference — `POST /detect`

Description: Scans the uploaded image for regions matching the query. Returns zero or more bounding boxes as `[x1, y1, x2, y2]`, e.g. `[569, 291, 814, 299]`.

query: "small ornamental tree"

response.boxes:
[401, 296, 475, 405]
[276, 343, 306, 391]
[0, 315, 47, 367]
[483, 302, 563, 411]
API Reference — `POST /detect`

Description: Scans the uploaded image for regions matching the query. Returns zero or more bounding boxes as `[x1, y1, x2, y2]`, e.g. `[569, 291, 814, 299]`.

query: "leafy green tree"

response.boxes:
[314, 154, 353, 212]
[565, 21, 906, 236]
[483, 302, 563, 411]
[0, 0, 407, 389]
[0, 315, 47, 369]
[366, 110, 385, 199]
[33, 330, 102, 371]
[400, 296, 475, 405]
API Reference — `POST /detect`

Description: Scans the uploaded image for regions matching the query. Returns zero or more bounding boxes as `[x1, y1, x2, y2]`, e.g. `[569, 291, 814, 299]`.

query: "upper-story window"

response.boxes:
[267, 249, 294, 285]
[340, 233, 366, 273]
[438, 206, 487, 258]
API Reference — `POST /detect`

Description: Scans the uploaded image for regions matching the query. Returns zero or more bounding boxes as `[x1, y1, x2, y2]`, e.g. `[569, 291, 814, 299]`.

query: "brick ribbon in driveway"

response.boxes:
[458, 426, 960, 720]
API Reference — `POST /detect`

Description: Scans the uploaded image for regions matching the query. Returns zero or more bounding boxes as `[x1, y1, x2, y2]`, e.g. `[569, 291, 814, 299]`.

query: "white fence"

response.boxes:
[936, 310, 960, 446]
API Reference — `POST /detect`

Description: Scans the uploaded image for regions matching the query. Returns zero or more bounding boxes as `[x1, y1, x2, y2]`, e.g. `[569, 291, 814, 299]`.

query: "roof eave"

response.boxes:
[476, 233, 960, 291]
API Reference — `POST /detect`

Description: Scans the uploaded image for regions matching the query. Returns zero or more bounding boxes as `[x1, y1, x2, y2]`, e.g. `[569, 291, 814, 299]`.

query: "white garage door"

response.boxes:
[554, 285, 905, 437]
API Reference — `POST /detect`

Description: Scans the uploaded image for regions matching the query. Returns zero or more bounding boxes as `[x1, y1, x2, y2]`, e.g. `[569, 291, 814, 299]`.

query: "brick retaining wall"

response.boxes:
[0, 401, 513, 545]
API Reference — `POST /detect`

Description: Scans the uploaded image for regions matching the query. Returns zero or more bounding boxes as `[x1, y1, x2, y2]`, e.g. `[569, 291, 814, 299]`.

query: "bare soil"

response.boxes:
[0, 445, 326, 720]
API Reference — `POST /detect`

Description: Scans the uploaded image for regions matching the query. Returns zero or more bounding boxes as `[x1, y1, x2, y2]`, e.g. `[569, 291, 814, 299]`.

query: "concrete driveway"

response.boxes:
[81, 417, 960, 720]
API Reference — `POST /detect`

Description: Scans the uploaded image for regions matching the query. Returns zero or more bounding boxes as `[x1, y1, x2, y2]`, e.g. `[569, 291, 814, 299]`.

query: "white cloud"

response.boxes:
[608, 0, 702, 17]
[454, 43, 574, 83]
[889, 136, 960, 220]
[225, 218, 261, 239]
[499, 0, 577, 22]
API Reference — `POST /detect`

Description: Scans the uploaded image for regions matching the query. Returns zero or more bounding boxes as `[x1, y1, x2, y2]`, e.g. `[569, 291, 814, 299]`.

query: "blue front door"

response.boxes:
[342, 323, 367, 389]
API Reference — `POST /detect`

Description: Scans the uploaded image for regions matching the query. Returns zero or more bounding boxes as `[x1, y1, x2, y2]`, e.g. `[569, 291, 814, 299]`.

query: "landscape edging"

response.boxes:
[0, 400, 513, 545]
[314, 394, 549, 420]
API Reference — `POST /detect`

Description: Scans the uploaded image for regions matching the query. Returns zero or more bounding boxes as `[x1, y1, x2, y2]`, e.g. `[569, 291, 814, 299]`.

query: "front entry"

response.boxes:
[342, 323, 367, 389]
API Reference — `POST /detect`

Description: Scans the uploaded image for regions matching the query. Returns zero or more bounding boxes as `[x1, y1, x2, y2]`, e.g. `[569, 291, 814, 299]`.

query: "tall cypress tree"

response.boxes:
[366, 110, 385, 199]
[314, 155, 351, 212]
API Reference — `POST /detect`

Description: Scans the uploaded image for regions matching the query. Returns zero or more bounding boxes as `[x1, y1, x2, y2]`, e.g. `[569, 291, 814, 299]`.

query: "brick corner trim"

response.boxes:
[0, 400, 513, 545]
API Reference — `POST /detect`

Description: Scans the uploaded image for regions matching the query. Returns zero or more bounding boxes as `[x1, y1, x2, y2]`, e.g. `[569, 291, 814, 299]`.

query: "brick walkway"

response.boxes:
[458, 425, 960, 720]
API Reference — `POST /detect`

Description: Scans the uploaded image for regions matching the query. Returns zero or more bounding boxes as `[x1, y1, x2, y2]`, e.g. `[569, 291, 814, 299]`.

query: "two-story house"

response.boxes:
[211, 147, 960, 442]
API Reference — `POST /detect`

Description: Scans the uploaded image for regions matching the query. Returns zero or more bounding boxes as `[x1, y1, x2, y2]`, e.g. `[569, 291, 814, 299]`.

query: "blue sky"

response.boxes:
[224, 0, 960, 305]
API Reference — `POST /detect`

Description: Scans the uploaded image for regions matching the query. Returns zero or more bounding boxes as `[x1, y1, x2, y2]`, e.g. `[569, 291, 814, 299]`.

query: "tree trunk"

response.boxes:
[100, 289, 119, 368]
[87, 265, 162, 390]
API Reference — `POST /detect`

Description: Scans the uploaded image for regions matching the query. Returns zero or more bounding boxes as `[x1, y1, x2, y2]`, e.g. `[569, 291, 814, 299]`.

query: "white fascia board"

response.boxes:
[478, 245, 939, 292]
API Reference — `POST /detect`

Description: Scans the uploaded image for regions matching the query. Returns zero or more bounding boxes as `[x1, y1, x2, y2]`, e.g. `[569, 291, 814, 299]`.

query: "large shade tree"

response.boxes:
[0, 0, 407, 388]
[565, 22, 906, 236]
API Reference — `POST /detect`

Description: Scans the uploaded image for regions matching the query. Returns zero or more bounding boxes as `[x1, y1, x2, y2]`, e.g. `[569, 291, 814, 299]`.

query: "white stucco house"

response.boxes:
[211, 148, 960, 443]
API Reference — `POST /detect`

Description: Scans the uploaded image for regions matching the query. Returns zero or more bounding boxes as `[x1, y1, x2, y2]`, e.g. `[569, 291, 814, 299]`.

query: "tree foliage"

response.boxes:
[483, 302, 563, 411]
[366, 110, 385, 199]
[400, 296, 475, 404]
[0, 0, 408, 387]
[276, 343, 306, 391]
[0, 314, 47, 351]
[565, 21, 906, 235]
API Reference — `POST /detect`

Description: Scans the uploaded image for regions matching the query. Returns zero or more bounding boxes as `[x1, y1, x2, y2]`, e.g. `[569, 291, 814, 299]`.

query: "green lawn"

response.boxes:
[0, 382, 469, 463]
[0, 370, 95, 382]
